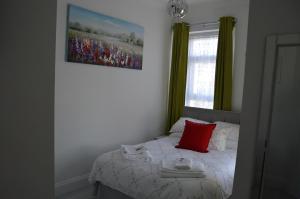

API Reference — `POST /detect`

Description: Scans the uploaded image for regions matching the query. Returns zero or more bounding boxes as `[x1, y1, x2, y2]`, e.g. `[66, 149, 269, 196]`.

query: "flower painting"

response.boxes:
[66, 4, 144, 70]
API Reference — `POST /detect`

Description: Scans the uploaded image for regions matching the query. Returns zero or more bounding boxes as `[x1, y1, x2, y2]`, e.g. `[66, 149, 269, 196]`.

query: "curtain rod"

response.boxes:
[187, 21, 219, 27]
[187, 19, 237, 27]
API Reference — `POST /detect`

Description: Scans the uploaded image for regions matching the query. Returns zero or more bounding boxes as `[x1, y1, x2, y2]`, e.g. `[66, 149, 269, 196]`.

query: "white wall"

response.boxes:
[55, 0, 171, 191]
[184, 0, 249, 112]
[0, 1, 56, 199]
[232, 0, 300, 199]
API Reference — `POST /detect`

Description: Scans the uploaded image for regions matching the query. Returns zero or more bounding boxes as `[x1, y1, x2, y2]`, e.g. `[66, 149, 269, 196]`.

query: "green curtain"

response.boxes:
[166, 22, 190, 132]
[214, 16, 235, 111]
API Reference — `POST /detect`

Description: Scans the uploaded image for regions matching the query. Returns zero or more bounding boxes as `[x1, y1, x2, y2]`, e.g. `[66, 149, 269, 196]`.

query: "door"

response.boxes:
[257, 34, 300, 199]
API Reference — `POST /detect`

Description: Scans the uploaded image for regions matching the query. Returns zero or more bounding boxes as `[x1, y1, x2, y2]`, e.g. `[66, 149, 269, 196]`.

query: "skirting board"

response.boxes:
[55, 173, 90, 197]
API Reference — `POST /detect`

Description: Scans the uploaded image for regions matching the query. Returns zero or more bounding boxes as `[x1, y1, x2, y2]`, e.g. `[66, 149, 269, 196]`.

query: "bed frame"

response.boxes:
[94, 107, 240, 199]
[183, 107, 240, 124]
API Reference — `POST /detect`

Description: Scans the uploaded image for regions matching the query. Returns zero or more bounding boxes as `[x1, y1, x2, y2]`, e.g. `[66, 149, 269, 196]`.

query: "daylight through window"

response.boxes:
[185, 29, 219, 109]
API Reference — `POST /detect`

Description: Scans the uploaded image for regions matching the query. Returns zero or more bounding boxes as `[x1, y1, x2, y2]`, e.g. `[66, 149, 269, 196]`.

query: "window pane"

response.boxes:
[185, 31, 218, 109]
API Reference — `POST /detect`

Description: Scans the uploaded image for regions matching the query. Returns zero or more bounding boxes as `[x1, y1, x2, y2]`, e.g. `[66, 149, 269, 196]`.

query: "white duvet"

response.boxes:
[89, 136, 237, 199]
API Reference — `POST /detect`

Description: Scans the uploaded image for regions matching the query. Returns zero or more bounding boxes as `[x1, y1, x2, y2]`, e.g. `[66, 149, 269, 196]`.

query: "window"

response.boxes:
[185, 29, 219, 109]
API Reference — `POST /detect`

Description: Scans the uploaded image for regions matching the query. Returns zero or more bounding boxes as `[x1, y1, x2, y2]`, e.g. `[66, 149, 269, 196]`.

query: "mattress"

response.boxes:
[89, 136, 237, 199]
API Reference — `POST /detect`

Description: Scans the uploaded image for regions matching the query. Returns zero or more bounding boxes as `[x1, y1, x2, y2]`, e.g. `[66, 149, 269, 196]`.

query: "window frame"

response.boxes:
[185, 24, 220, 110]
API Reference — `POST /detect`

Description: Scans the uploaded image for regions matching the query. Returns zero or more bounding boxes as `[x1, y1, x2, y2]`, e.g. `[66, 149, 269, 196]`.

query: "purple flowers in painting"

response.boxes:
[66, 5, 144, 70]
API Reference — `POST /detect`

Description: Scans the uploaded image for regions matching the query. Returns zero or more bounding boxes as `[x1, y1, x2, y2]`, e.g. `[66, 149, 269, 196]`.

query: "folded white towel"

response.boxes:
[160, 159, 205, 178]
[121, 144, 147, 155]
[161, 159, 204, 173]
[174, 158, 192, 170]
[120, 145, 152, 162]
[161, 171, 205, 178]
[122, 150, 153, 162]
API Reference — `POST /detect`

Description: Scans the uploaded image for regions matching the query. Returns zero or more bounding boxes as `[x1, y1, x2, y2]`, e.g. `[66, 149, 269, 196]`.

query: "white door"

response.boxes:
[258, 34, 300, 199]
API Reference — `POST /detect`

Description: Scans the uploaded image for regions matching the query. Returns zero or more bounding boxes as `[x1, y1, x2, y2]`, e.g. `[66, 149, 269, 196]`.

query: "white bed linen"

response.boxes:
[89, 137, 237, 199]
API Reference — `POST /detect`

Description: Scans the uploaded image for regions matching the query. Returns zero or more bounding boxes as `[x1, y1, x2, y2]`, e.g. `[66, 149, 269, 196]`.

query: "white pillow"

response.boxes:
[214, 121, 240, 150]
[168, 133, 182, 138]
[208, 127, 227, 151]
[169, 117, 208, 134]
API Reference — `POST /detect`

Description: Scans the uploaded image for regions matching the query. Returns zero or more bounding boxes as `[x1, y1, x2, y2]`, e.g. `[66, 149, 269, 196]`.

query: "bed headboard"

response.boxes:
[183, 107, 240, 124]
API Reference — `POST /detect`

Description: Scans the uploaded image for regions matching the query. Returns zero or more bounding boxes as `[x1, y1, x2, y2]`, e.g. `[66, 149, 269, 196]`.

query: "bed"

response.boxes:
[89, 107, 240, 199]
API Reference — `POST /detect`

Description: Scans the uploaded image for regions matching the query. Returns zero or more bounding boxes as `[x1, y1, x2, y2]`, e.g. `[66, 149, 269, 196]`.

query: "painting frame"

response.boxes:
[66, 4, 144, 70]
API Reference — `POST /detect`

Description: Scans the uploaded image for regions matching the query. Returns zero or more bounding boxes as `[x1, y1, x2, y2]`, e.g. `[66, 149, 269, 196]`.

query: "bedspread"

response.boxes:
[89, 136, 237, 199]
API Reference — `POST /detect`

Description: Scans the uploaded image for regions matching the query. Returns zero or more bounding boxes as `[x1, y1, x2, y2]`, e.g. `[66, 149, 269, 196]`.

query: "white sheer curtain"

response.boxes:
[185, 30, 219, 109]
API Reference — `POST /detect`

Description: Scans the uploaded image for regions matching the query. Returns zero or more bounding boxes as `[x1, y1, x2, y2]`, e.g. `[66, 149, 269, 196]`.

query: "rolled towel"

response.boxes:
[174, 158, 192, 170]
[121, 144, 147, 155]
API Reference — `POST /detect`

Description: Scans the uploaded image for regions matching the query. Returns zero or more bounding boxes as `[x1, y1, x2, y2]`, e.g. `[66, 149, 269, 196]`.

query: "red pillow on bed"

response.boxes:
[175, 120, 216, 153]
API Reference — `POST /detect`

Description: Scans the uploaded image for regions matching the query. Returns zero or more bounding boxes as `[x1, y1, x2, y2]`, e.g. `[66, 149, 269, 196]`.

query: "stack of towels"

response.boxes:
[160, 158, 205, 178]
[121, 144, 152, 162]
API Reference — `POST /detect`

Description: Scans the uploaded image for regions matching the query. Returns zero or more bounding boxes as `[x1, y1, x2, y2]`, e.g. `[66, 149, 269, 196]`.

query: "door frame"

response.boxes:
[254, 33, 300, 198]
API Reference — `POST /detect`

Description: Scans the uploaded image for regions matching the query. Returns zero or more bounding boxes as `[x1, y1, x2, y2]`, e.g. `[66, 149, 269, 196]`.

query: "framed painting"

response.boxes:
[66, 4, 144, 70]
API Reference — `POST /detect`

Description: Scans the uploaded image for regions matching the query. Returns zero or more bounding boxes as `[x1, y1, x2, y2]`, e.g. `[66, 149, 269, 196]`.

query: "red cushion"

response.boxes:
[175, 120, 216, 153]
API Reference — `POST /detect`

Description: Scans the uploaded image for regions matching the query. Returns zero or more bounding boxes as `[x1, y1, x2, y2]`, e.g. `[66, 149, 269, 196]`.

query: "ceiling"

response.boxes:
[152, 0, 249, 6]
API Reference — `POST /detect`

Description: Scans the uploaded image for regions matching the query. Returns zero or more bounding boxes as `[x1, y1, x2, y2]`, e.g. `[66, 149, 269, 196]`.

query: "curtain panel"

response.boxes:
[214, 16, 235, 111]
[166, 22, 190, 132]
